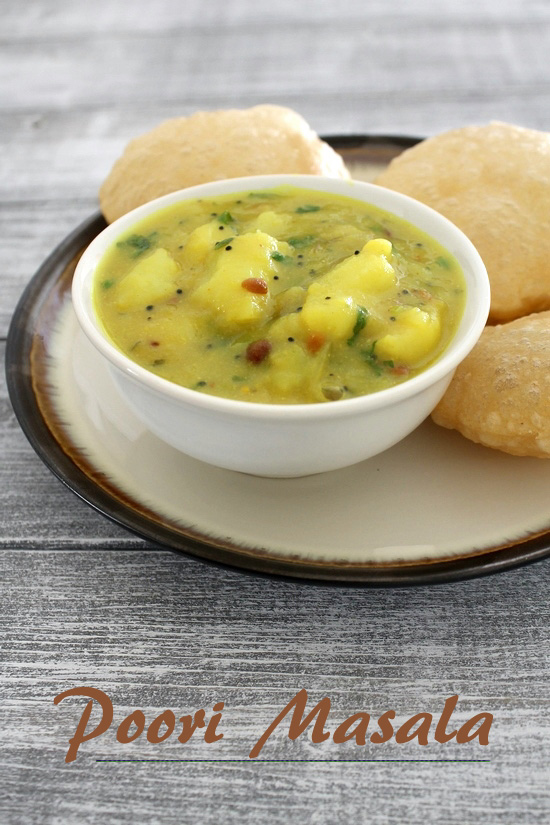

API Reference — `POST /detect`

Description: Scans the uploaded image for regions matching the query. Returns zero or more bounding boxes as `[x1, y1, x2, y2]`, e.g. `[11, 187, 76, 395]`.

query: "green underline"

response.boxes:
[96, 758, 491, 764]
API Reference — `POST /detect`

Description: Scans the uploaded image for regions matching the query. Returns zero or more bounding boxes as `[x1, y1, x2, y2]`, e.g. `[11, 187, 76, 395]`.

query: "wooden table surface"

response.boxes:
[2, 1, 549, 822]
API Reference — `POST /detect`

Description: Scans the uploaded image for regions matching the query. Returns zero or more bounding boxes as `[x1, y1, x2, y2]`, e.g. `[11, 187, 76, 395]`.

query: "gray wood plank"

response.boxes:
[1, 548, 549, 824]
[2, 0, 550, 335]
[1, 341, 146, 546]
[2, 0, 550, 821]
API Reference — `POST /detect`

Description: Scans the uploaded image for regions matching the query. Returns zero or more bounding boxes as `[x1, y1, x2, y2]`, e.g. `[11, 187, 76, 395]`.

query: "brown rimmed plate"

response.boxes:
[6, 135, 550, 585]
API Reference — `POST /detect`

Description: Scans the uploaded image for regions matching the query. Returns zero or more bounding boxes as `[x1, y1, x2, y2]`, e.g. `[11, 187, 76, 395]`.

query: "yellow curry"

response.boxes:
[93, 186, 466, 404]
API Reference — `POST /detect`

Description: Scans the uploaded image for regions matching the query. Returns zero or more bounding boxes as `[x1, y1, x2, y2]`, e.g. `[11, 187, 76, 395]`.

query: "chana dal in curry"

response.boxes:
[93, 186, 466, 404]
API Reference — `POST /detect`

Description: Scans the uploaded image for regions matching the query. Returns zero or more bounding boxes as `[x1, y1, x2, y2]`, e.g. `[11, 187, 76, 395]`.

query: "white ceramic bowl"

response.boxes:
[72, 174, 490, 477]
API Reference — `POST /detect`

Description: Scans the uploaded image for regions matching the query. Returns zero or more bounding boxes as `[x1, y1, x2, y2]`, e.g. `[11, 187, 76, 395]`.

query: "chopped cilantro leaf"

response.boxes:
[218, 211, 233, 225]
[347, 306, 368, 346]
[116, 232, 158, 258]
[271, 251, 292, 263]
[295, 205, 321, 213]
[362, 340, 382, 375]
[214, 237, 234, 249]
[287, 235, 315, 248]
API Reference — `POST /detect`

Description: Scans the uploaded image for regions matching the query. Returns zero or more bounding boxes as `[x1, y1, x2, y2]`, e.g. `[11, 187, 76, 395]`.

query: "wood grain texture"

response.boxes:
[2, 0, 550, 821]
[1, 342, 145, 547]
[2, 0, 550, 334]
[1, 549, 549, 824]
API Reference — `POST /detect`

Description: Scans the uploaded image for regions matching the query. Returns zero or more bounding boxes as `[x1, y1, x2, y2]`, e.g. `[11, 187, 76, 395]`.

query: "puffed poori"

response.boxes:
[431, 311, 550, 458]
[374, 122, 550, 324]
[99, 105, 350, 223]
[98, 110, 550, 458]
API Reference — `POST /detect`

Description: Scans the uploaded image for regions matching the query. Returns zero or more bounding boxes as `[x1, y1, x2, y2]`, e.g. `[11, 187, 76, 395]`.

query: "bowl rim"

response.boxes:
[72, 173, 490, 421]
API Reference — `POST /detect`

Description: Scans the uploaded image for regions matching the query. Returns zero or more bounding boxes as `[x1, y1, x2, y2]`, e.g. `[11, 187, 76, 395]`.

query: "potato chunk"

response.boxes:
[190, 230, 280, 332]
[267, 341, 327, 399]
[300, 238, 396, 341]
[253, 210, 292, 237]
[180, 221, 222, 267]
[375, 307, 442, 365]
[114, 248, 180, 311]
[268, 312, 303, 342]
[301, 290, 356, 340]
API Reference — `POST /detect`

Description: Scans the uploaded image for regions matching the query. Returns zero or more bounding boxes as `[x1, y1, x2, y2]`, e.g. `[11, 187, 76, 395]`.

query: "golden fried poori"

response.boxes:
[98, 110, 550, 459]
[432, 311, 550, 458]
[374, 122, 550, 324]
[99, 105, 350, 223]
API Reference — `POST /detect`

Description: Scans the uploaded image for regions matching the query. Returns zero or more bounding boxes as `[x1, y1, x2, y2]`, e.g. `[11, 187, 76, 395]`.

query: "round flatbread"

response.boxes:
[432, 311, 550, 458]
[99, 105, 350, 223]
[374, 122, 550, 323]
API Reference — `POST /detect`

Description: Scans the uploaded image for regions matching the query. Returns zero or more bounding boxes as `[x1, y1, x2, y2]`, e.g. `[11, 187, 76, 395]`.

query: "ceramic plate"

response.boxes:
[7, 136, 550, 585]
